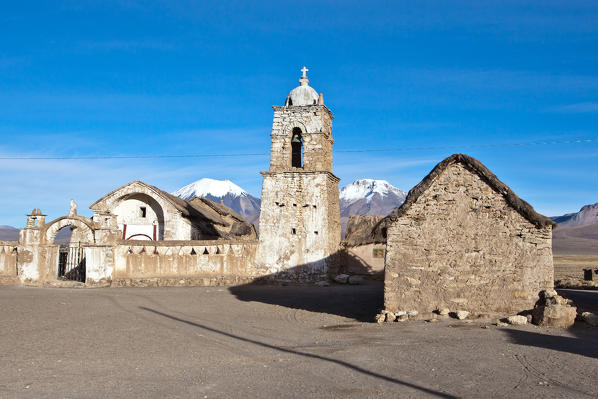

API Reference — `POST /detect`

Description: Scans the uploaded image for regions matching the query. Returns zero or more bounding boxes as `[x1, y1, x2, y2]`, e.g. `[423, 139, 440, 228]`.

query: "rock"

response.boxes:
[581, 312, 598, 326]
[506, 315, 527, 326]
[348, 275, 364, 285]
[395, 311, 407, 317]
[407, 310, 419, 317]
[495, 322, 509, 327]
[532, 290, 577, 328]
[315, 281, 330, 287]
[455, 310, 469, 320]
[397, 314, 409, 322]
[385, 312, 396, 323]
[437, 308, 450, 316]
[334, 274, 349, 284]
[375, 313, 386, 323]
[526, 314, 533, 324]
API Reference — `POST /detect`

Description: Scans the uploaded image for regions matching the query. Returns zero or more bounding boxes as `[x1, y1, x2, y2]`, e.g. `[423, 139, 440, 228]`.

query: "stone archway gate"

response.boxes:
[14, 214, 99, 284]
[41, 216, 96, 282]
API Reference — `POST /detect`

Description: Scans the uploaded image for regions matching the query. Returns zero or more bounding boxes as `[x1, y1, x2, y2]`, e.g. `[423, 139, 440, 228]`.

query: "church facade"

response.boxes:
[0, 68, 340, 287]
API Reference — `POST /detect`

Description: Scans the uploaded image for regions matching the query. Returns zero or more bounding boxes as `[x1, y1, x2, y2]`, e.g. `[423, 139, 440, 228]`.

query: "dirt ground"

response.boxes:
[0, 284, 597, 398]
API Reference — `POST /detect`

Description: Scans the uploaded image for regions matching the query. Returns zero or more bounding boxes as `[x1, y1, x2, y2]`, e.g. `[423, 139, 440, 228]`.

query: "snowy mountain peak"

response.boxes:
[340, 179, 406, 203]
[172, 178, 248, 200]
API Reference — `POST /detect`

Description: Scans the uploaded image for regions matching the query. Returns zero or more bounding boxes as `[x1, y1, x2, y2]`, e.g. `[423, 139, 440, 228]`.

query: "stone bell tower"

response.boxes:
[257, 67, 341, 279]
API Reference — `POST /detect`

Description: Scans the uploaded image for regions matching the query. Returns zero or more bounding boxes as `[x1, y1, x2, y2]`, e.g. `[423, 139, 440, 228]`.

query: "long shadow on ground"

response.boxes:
[140, 306, 457, 398]
[228, 283, 384, 322]
[503, 326, 598, 359]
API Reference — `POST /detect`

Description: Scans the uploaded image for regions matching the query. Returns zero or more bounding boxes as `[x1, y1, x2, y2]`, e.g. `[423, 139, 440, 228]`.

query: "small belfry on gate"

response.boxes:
[256, 67, 341, 277]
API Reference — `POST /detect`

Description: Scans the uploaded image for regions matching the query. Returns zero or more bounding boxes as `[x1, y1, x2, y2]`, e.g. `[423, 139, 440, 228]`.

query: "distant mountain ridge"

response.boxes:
[0, 225, 19, 241]
[172, 178, 407, 237]
[551, 203, 598, 255]
[340, 179, 407, 218]
[172, 178, 261, 224]
[552, 203, 598, 227]
[339, 179, 407, 237]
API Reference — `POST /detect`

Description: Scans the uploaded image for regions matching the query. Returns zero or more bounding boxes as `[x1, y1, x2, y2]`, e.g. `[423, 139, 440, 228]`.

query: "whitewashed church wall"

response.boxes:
[0, 242, 18, 277]
[109, 240, 259, 286]
[85, 246, 114, 285]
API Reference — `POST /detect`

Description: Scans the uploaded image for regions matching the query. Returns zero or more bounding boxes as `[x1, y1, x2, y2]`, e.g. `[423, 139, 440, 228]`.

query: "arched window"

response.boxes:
[291, 127, 303, 168]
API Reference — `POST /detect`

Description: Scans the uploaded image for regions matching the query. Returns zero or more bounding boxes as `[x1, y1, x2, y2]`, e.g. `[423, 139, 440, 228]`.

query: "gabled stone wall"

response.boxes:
[384, 162, 554, 315]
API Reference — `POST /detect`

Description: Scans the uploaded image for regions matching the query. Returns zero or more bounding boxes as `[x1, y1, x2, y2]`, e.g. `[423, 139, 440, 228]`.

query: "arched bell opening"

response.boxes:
[291, 127, 303, 168]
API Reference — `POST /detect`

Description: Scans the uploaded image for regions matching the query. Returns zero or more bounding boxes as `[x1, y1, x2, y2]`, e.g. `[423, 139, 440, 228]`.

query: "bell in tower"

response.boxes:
[256, 67, 341, 280]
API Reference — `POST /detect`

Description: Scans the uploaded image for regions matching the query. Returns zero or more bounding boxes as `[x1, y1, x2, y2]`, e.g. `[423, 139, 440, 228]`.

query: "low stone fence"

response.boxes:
[97, 240, 259, 287]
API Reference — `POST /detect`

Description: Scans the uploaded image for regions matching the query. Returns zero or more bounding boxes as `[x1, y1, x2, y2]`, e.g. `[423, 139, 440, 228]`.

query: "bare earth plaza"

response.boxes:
[1, 68, 598, 398]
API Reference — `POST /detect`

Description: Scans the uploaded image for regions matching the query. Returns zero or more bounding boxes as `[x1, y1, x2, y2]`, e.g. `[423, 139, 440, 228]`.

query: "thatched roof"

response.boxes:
[384, 153, 556, 229]
[350, 153, 556, 247]
[343, 215, 386, 247]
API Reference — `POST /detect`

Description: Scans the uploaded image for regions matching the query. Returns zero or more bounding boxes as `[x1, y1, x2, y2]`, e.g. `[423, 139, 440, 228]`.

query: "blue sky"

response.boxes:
[1, 1, 597, 226]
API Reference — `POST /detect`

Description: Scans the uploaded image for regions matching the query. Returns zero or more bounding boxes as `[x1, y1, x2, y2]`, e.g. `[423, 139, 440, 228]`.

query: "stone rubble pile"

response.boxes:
[333, 274, 364, 285]
[376, 290, 598, 328]
[531, 289, 577, 328]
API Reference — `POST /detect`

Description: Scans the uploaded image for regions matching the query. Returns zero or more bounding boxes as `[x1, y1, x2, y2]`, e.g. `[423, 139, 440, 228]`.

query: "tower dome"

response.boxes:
[285, 67, 321, 106]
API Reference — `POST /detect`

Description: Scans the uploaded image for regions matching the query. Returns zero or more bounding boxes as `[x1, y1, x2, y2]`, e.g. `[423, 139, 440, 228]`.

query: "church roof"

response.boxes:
[343, 215, 386, 247]
[285, 67, 320, 106]
[90, 180, 249, 228]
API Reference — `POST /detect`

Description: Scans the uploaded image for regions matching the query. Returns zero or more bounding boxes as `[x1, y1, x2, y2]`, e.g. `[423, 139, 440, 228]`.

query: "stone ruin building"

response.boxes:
[376, 153, 557, 316]
[0, 70, 562, 322]
[0, 68, 339, 287]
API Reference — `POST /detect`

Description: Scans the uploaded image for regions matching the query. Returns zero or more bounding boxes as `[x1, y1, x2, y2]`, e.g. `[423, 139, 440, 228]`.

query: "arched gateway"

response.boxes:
[42, 216, 96, 282]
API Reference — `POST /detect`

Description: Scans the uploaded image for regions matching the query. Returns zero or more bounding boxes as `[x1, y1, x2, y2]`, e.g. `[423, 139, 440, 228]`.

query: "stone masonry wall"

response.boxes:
[384, 162, 554, 315]
[257, 172, 340, 279]
[269, 106, 333, 172]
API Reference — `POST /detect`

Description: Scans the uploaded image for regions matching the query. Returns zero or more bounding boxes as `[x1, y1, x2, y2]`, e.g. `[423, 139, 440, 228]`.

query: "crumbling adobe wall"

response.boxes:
[340, 243, 386, 278]
[111, 240, 259, 286]
[0, 242, 18, 282]
[385, 162, 554, 315]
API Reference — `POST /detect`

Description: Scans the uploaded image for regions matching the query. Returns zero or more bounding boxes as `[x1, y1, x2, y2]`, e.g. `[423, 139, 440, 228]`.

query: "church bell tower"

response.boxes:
[257, 67, 341, 279]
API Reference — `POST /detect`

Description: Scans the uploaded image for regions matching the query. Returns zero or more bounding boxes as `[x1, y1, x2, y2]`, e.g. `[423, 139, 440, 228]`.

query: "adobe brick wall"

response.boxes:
[384, 162, 554, 315]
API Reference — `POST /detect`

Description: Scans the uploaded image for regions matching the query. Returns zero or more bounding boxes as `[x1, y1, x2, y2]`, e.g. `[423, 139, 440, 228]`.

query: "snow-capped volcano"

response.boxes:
[173, 178, 248, 200]
[340, 179, 406, 204]
[339, 179, 407, 236]
[172, 178, 261, 224]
